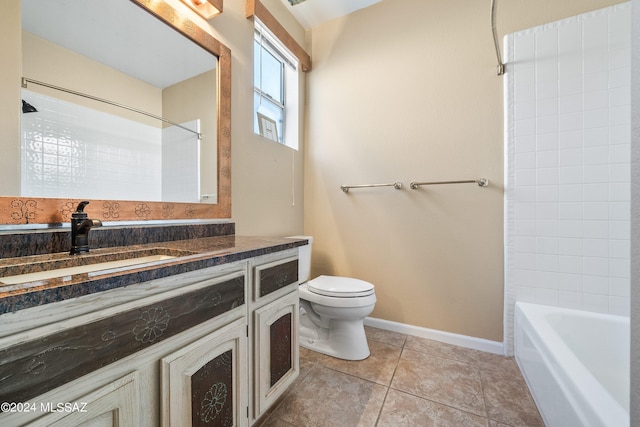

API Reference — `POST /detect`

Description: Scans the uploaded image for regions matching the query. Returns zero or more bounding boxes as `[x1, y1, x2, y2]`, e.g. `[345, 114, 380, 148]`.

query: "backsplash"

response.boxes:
[0, 222, 234, 259]
[504, 3, 631, 353]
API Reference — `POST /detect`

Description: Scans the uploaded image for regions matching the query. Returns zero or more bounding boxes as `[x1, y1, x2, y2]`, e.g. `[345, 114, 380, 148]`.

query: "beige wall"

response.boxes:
[305, 0, 624, 341]
[212, 0, 306, 236]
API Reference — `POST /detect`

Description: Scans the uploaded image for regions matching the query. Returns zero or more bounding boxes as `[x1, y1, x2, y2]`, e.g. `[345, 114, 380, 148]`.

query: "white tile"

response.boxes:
[559, 94, 583, 114]
[609, 105, 631, 126]
[584, 90, 609, 111]
[535, 288, 559, 305]
[536, 151, 558, 168]
[583, 256, 609, 276]
[559, 255, 583, 274]
[515, 285, 537, 302]
[515, 187, 537, 203]
[515, 252, 536, 270]
[515, 236, 537, 253]
[583, 293, 609, 313]
[610, 125, 630, 145]
[584, 49, 609, 74]
[537, 115, 559, 134]
[583, 202, 609, 220]
[536, 237, 559, 255]
[584, 71, 609, 92]
[537, 167, 559, 185]
[515, 202, 536, 219]
[536, 254, 559, 272]
[537, 98, 559, 118]
[610, 66, 630, 88]
[536, 80, 559, 100]
[583, 183, 609, 202]
[609, 47, 631, 69]
[536, 202, 558, 219]
[537, 133, 559, 151]
[583, 238, 608, 257]
[609, 258, 630, 278]
[536, 271, 559, 290]
[559, 291, 583, 309]
[609, 239, 630, 259]
[583, 109, 609, 129]
[514, 270, 537, 287]
[583, 275, 609, 295]
[610, 144, 630, 164]
[516, 152, 536, 169]
[536, 219, 559, 237]
[559, 273, 582, 292]
[515, 219, 537, 236]
[558, 76, 583, 96]
[610, 182, 630, 201]
[609, 277, 630, 297]
[559, 238, 582, 256]
[558, 220, 583, 238]
[610, 164, 630, 185]
[559, 166, 583, 184]
[609, 86, 631, 108]
[608, 296, 630, 316]
[515, 118, 536, 137]
[536, 185, 558, 202]
[609, 220, 630, 239]
[516, 169, 536, 186]
[609, 202, 630, 221]
[558, 130, 583, 149]
[559, 202, 583, 219]
[515, 135, 536, 153]
[559, 148, 583, 167]
[583, 165, 609, 183]
[559, 112, 583, 132]
[582, 220, 608, 239]
[583, 127, 609, 147]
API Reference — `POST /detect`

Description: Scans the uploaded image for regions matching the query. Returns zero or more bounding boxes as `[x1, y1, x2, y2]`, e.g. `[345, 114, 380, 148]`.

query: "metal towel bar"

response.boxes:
[340, 182, 403, 193]
[409, 178, 489, 189]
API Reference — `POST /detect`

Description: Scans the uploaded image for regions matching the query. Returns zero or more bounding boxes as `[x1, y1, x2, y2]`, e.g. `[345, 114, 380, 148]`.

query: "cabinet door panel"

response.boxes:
[253, 291, 299, 418]
[161, 318, 248, 427]
[28, 372, 140, 427]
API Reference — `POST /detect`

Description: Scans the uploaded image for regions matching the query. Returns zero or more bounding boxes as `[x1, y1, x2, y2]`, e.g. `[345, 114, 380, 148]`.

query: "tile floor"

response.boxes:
[257, 326, 544, 427]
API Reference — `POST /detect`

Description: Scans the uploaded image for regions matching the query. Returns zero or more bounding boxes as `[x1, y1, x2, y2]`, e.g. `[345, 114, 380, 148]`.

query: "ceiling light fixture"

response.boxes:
[180, 0, 222, 20]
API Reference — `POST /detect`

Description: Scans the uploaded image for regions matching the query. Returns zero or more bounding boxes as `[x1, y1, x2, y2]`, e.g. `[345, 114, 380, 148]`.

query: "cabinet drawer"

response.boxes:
[254, 257, 298, 300]
[0, 272, 245, 405]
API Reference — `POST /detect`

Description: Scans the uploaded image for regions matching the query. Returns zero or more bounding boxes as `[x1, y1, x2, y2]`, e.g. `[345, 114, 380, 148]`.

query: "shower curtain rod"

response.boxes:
[490, 0, 505, 76]
[21, 77, 201, 139]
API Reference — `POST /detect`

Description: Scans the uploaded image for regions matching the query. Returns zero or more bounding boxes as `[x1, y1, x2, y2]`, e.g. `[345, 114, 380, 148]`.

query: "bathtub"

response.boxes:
[514, 302, 629, 427]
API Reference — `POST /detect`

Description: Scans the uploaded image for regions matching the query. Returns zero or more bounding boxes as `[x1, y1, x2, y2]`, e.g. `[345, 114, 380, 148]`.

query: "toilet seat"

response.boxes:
[307, 275, 374, 298]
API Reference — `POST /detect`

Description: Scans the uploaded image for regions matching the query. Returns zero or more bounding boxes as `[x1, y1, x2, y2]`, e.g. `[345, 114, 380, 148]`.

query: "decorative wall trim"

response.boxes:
[364, 316, 505, 355]
[246, 0, 311, 72]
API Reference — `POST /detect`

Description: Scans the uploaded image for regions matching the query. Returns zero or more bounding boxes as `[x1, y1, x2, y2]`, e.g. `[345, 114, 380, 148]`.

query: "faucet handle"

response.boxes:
[75, 201, 90, 213]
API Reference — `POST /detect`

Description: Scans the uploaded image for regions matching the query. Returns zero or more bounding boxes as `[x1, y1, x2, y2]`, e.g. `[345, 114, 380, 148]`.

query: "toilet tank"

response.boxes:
[288, 236, 312, 283]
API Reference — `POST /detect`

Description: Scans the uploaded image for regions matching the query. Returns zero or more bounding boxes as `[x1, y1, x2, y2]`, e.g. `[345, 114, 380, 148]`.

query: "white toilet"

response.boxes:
[294, 237, 376, 360]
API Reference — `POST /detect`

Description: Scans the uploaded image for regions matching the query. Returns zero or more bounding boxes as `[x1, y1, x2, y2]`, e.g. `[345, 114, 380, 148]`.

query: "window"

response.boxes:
[254, 20, 299, 149]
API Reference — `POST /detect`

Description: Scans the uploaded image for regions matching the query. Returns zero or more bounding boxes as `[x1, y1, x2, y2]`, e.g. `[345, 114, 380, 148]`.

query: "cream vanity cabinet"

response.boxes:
[0, 248, 301, 427]
[249, 252, 300, 423]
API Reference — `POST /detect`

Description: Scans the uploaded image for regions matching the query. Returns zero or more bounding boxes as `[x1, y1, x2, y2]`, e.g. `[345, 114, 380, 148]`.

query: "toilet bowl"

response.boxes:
[292, 237, 376, 361]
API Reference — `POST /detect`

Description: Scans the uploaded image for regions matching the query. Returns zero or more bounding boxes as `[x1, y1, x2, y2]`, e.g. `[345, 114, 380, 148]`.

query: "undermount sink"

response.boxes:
[0, 248, 196, 285]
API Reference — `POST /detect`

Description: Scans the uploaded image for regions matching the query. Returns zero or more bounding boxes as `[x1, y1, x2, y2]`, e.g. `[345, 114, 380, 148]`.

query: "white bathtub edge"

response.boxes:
[364, 316, 505, 355]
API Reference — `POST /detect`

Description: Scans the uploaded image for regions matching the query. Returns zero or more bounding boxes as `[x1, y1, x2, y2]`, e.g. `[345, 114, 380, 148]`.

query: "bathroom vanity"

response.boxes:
[0, 224, 305, 426]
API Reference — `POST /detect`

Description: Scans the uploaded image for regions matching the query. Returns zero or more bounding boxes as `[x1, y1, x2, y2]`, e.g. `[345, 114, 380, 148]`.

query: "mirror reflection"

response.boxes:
[19, 0, 218, 204]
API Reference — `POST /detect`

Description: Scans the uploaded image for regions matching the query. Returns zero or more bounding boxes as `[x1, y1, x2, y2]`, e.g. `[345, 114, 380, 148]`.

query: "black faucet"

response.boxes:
[70, 201, 103, 255]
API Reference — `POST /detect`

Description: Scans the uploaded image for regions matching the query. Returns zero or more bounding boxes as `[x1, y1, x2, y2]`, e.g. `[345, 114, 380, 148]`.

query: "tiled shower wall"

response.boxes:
[21, 90, 163, 201]
[504, 3, 631, 353]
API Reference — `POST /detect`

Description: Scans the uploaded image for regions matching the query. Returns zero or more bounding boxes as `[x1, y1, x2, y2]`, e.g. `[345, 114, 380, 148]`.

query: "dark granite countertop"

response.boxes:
[0, 235, 308, 315]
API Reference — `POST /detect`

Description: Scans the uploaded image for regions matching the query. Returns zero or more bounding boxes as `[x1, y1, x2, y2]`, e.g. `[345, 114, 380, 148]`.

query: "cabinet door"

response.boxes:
[253, 290, 299, 419]
[27, 372, 140, 427]
[161, 318, 248, 427]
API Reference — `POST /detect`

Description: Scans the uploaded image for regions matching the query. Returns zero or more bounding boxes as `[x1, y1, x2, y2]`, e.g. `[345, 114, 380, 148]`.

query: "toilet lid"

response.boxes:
[307, 275, 375, 298]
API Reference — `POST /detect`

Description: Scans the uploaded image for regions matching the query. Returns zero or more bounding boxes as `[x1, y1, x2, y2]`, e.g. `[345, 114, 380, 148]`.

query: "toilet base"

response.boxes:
[299, 313, 371, 360]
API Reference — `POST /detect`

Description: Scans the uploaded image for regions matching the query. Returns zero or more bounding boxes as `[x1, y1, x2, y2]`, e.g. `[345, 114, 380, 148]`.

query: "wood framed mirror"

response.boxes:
[1, 0, 231, 225]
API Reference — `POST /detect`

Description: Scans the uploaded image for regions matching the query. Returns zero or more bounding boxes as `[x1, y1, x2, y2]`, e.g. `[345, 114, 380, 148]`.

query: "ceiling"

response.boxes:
[22, 0, 216, 89]
[280, 0, 383, 29]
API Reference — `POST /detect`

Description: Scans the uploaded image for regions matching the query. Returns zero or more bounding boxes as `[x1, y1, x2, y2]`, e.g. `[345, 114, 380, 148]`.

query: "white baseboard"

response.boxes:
[364, 317, 505, 355]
